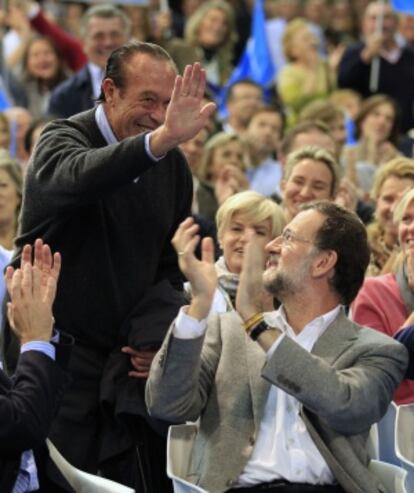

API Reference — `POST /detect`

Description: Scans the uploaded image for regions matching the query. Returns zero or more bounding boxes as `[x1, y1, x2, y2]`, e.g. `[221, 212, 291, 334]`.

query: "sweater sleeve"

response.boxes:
[337, 43, 370, 94]
[27, 119, 165, 212]
[30, 9, 87, 71]
[395, 326, 414, 379]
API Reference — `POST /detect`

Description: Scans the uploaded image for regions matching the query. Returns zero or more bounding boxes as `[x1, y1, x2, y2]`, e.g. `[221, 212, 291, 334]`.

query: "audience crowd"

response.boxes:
[1, 0, 414, 492]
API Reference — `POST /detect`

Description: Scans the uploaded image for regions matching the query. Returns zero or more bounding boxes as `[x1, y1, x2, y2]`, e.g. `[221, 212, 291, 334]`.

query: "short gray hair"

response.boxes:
[80, 4, 131, 39]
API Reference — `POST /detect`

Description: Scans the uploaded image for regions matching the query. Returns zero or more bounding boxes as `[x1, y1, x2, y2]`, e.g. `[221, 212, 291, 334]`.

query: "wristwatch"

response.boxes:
[249, 320, 271, 341]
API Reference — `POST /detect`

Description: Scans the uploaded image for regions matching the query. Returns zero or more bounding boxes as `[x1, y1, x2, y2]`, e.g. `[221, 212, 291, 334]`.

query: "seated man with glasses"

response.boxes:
[146, 201, 407, 493]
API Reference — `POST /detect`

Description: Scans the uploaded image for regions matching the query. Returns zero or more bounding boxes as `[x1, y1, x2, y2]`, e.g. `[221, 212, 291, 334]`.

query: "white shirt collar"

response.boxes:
[95, 103, 118, 145]
[88, 62, 104, 99]
[265, 304, 341, 351]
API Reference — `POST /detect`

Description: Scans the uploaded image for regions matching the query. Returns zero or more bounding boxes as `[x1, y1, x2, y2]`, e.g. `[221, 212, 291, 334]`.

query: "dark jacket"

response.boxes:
[48, 65, 94, 118]
[0, 337, 73, 492]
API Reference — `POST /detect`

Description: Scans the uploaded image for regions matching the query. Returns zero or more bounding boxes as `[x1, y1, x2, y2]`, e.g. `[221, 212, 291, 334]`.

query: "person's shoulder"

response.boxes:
[351, 316, 407, 351]
[342, 41, 364, 53]
[51, 66, 91, 94]
[362, 272, 397, 290]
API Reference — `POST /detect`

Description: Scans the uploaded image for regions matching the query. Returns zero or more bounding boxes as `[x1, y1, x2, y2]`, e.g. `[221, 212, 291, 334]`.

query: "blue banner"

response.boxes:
[219, 0, 275, 116]
[391, 0, 414, 14]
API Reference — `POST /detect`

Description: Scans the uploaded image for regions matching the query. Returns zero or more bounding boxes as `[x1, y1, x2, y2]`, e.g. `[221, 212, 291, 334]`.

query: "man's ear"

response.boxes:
[280, 179, 286, 196]
[311, 249, 337, 279]
[101, 78, 116, 105]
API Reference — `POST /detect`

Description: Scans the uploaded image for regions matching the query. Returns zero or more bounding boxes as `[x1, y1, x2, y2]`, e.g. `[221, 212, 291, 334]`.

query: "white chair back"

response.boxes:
[368, 423, 379, 460]
[368, 460, 407, 493]
[377, 401, 400, 465]
[167, 424, 208, 493]
[395, 404, 414, 491]
[46, 439, 134, 493]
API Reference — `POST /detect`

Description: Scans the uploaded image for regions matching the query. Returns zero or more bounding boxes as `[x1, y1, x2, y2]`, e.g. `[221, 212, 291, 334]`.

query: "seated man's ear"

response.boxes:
[311, 249, 337, 279]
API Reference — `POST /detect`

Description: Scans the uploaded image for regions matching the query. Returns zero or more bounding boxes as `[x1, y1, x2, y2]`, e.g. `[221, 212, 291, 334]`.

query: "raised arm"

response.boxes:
[0, 241, 70, 456]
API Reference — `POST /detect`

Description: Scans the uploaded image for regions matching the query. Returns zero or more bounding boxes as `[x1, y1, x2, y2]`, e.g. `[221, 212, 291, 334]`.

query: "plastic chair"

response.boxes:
[47, 440, 134, 493]
[395, 404, 414, 491]
[167, 424, 208, 493]
[377, 401, 401, 465]
[368, 460, 407, 493]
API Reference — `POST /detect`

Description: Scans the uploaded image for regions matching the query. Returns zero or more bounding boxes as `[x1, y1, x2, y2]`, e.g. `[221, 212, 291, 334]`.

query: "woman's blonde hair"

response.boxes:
[184, 0, 236, 84]
[394, 188, 414, 225]
[216, 190, 285, 239]
[0, 157, 23, 219]
[283, 145, 341, 196]
[370, 157, 414, 201]
[282, 17, 309, 62]
[197, 132, 248, 181]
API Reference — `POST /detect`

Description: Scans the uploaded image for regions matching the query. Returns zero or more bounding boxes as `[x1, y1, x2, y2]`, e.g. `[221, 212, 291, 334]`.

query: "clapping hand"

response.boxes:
[172, 217, 217, 320]
[5, 239, 61, 345]
[236, 231, 267, 322]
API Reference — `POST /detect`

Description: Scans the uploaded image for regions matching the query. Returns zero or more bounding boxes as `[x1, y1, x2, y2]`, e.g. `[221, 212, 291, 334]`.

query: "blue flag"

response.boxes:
[219, 0, 274, 116]
[391, 0, 414, 13]
[0, 78, 10, 112]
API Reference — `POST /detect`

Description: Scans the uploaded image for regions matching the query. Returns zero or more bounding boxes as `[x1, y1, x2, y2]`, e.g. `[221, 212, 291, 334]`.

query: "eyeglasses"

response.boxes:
[277, 229, 313, 245]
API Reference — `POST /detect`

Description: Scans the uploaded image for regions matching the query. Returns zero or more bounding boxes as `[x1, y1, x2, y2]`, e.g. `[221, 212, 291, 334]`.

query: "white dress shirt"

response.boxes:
[173, 304, 341, 486]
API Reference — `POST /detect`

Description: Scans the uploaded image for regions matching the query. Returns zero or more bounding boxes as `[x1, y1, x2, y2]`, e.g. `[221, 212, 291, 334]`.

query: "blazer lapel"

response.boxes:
[311, 311, 359, 365]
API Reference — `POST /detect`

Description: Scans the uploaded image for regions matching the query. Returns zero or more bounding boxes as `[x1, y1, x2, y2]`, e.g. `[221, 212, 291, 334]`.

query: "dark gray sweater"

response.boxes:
[13, 108, 192, 351]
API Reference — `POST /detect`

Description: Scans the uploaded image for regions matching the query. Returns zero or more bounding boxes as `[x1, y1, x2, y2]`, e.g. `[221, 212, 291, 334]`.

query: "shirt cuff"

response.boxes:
[145, 133, 166, 162]
[263, 313, 285, 360]
[173, 306, 207, 339]
[21, 341, 56, 361]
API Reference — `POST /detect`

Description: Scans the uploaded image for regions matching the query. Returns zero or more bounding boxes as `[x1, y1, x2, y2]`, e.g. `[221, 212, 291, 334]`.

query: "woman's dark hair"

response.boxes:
[22, 36, 67, 91]
[354, 94, 400, 145]
[302, 201, 370, 305]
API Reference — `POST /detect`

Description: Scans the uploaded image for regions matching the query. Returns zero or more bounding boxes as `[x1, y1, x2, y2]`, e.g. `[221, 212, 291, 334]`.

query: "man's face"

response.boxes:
[246, 111, 283, 155]
[227, 84, 264, 127]
[363, 3, 397, 43]
[102, 53, 177, 141]
[83, 15, 128, 68]
[263, 209, 324, 299]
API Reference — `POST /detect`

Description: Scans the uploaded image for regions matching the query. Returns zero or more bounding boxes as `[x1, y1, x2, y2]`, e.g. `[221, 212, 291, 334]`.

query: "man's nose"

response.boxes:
[265, 236, 281, 254]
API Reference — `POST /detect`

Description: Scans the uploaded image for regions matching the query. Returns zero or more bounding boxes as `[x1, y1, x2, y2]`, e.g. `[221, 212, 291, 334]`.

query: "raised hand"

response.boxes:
[20, 238, 61, 297]
[214, 165, 249, 205]
[236, 231, 267, 321]
[5, 240, 61, 344]
[150, 63, 216, 156]
[172, 217, 217, 320]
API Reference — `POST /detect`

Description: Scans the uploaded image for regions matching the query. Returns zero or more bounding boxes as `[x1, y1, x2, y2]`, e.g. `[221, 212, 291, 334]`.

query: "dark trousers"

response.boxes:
[48, 344, 173, 493]
[228, 480, 345, 493]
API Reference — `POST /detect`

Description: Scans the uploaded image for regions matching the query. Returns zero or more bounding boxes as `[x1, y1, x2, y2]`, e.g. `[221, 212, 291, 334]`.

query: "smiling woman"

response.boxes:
[21, 36, 69, 118]
[366, 157, 414, 277]
[161, 0, 236, 91]
[281, 145, 341, 223]
[0, 157, 23, 250]
[352, 188, 414, 404]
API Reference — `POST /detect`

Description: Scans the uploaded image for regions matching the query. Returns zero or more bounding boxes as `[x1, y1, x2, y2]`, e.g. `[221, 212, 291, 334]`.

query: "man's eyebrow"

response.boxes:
[139, 91, 158, 98]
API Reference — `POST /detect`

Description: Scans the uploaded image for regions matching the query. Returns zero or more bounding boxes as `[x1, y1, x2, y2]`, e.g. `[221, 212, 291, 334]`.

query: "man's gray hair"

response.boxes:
[80, 4, 131, 39]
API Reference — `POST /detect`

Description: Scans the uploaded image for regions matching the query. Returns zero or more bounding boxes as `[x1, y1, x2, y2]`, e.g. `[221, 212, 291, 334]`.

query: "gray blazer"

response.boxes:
[146, 309, 408, 493]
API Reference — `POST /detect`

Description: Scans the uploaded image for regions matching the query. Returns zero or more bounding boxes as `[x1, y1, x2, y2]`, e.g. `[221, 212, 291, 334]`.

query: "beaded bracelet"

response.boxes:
[243, 312, 264, 333]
